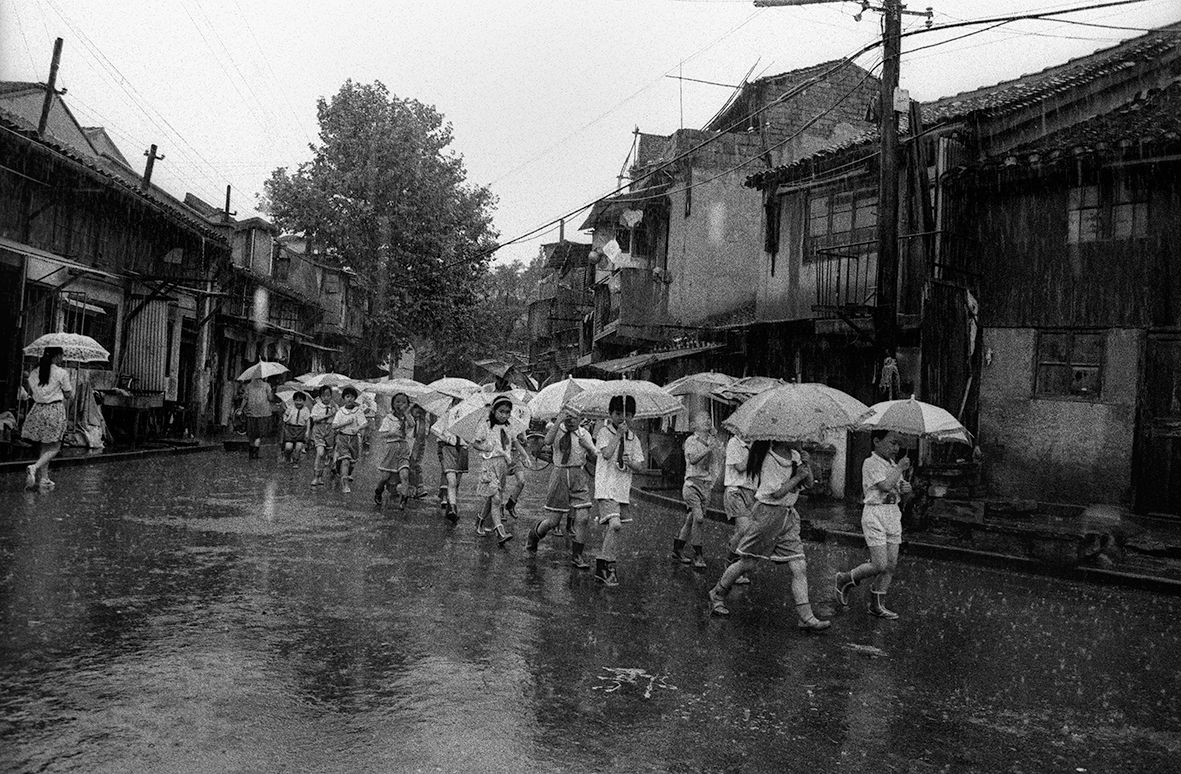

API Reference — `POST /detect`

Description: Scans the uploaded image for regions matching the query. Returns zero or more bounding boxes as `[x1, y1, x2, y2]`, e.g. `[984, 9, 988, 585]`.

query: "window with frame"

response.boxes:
[807, 188, 878, 263]
[614, 220, 650, 258]
[1035, 330, 1104, 400]
[1067, 176, 1147, 244]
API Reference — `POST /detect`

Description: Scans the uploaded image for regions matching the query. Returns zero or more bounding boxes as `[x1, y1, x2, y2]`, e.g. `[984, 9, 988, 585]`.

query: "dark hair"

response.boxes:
[293, 391, 308, 401]
[608, 395, 636, 415]
[489, 396, 512, 425]
[871, 429, 891, 444]
[746, 440, 772, 485]
[38, 346, 62, 386]
[391, 392, 409, 415]
[341, 386, 358, 399]
[318, 385, 333, 398]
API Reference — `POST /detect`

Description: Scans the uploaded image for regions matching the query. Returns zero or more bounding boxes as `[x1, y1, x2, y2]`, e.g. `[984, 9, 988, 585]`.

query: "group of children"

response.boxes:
[262, 385, 915, 624]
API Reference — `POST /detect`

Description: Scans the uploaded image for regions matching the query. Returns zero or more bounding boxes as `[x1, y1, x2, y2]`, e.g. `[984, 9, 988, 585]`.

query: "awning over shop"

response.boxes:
[577, 183, 671, 231]
[588, 343, 723, 374]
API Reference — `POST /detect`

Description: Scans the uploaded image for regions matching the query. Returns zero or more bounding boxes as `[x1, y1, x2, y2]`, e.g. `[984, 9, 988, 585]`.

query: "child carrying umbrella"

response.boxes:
[471, 395, 522, 546]
[673, 412, 720, 570]
[526, 408, 597, 567]
[592, 395, 644, 587]
[374, 392, 413, 508]
[330, 386, 367, 493]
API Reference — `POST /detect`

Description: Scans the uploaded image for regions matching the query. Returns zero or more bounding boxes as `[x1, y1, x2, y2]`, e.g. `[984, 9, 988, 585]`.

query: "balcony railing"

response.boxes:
[813, 239, 877, 314]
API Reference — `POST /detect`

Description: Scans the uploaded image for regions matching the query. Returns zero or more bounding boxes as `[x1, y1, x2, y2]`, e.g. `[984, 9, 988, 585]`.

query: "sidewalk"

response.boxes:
[634, 485, 1181, 596]
[0, 438, 221, 477]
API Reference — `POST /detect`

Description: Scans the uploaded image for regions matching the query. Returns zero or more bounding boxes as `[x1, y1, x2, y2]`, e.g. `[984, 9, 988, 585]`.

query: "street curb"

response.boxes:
[631, 486, 1181, 597]
[0, 442, 221, 475]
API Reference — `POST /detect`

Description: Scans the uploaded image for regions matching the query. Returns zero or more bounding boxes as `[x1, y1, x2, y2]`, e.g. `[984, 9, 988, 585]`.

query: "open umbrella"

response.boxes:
[23, 332, 110, 363]
[297, 372, 352, 388]
[854, 397, 971, 441]
[567, 379, 682, 420]
[362, 378, 434, 399]
[529, 377, 601, 420]
[713, 376, 786, 404]
[237, 361, 289, 382]
[473, 358, 539, 391]
[723, 383, 869, 443]
[444, 390, 532, 445]
[665, 371, 735, 397]
[427, 377, 482, 400]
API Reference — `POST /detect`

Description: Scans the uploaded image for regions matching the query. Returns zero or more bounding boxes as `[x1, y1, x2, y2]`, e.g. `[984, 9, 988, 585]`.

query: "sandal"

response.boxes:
[797, 616, 831, 632]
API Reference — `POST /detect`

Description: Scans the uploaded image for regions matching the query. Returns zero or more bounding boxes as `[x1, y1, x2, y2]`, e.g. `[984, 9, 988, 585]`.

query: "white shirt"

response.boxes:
[723, 436, 755, 490]
[475, 421, 513, 461]
[27, 365, 72, 403]
[550, 424, 595, 467]
[283, 405, 310, 426]
[330, 404, 367, 434]
[595, 424, 644, 503]
[862, 452, 900, 505]
[309, 400, 335, 423]
[683, 433, 715, 481]
[755, 448, 804, 507]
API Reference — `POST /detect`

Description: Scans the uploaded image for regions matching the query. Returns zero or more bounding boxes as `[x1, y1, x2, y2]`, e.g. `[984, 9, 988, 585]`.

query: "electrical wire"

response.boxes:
[229, 0, 316, 147]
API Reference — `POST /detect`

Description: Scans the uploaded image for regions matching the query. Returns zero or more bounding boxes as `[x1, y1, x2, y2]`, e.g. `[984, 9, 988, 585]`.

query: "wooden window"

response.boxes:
[614, 221, 650, 258]
[806, 188, 877, 263]
[1036, 330, 1104, 400]
[1068, 177, 1147, 244]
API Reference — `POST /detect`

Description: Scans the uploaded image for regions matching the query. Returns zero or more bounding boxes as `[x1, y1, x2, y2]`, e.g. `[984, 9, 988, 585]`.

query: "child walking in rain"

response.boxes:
[708, 440, 830, 631]
[471, 395, 520, 546]
[593, 395, 643, 587]
[281, 391, 311, 465]
[374, 392, 413, 508]
[723, 432, 755, 586]
[408, 403, 429, 498]
[834, 430, 912, 619]
[673, 412, 718, 570]
[309, 385, 336, 486]
[527, 409, 597, 567]
[330, 386, 367, 493]
[435, 423, 467, 524]
[503, 431, 529, 521]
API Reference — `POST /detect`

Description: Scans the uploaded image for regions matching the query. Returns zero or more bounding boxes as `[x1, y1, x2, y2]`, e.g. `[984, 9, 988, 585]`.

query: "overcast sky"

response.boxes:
[2, 0, 1177, 266]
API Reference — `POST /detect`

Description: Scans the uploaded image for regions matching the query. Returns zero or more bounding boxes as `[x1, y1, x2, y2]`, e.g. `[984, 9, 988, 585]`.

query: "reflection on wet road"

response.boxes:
[2, 448, 1179, 772]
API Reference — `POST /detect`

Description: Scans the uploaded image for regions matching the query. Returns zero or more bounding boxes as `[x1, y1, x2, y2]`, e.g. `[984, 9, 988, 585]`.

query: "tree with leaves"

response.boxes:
[263, 80, 498, 373]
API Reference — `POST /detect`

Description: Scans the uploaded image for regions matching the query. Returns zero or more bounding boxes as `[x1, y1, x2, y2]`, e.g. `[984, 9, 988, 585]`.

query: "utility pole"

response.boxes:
[141, 144, 165, 190]
[223, 184, 237, 223]
[754, 0, 930, 358]
[37, 38, 64, 137]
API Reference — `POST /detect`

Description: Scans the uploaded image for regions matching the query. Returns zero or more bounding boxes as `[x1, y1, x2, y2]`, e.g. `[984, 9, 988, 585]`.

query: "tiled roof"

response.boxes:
[923, 23, 1181, 123]
[0, 104, 228, 242]
[951, 81, 1181, 176]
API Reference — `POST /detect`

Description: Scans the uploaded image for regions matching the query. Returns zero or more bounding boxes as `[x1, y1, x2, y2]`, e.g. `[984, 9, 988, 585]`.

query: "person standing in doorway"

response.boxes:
[243, 377, 274, 459]
[593, 395, 643, 587]
[21, 347, 72, 491]
[835, 430, 912, 619]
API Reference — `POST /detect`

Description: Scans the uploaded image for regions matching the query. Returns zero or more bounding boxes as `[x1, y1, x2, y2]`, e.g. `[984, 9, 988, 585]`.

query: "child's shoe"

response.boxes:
[671, 539, 690, 564]
[571, 545, 589, 570]
[504, 499, 517, 521]
[734, 574, 751, 586]
[496, 525, 514, 547]
[593, 557, 608, 583]
[526, 525, 540, 553]
[868, 592, 899, 620]
[341, 480, 352, 494]
[445, 506, 459, 524]
[708, 586, 730, 616]
[474, 519, 487, 536]
[691, 549, 707, 571]
[797, 616, 832, 632]
[374, 486, 385, 506]
[835, 571, 855, 606]
[399, 494, 409, 511]
[602, 562, 619, 587]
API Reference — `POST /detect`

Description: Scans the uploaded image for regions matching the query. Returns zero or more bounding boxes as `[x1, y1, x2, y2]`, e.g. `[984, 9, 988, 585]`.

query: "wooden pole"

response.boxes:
[37, 38, 64, 137]
[873, 0, 902, 357]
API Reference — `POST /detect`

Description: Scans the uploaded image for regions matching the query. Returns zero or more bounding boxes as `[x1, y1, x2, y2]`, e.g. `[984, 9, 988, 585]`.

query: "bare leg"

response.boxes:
[872, 544, 899, 593]
[572, 507, 591, 546]
[788, 558, 828, 629]
[600, 515, 623, 562]
[33, 441, 61, 480]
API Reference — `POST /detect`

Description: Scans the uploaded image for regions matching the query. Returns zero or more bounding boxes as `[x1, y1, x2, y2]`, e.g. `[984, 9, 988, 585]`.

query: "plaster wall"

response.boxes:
[978, 327, 1141, 505]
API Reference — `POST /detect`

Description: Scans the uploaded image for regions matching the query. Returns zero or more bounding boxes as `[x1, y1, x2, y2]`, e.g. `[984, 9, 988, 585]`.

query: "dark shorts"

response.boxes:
[333, 432, 361, 463]
[282, 423, 307, 445]
[736, 502, 805, 563]
[438, 443, 469, 474]
[545, 466, 592, 513]
[309, 422, 335, 449]
[245, 415, 270, 441]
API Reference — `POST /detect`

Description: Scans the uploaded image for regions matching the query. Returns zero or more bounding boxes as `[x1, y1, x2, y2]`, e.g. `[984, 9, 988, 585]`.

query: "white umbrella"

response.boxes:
[854, 397, 971, 441]
[362, 378, 434, 400]
[445, 391, 531, 445]
[723, 383, 869, 443]
[426, 377, 482, 400]
[567, 379, 682, 420]
[237, 361, 289, 381]
[23, 332, 110, 363]
[529, 377, 601, 420]
[297, 372, 353, 388]
[665, 371, 734, 397]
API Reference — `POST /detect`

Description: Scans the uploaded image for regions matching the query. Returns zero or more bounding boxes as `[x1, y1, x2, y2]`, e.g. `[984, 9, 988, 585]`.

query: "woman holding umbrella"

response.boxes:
[21, 346, 72, 490]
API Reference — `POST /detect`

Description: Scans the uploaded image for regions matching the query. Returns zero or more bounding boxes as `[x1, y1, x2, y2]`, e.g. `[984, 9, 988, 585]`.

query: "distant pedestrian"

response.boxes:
[526, 409, 597, 567]
[722, 432, 755, 586]
[374, 392, 413, 508]
[471, 394, 520, 546]
[593, 395, 643, 587]
[434, 421, 468, 524]
[308, 385, 336, 486]
[21, 346, 72, 491]
[330, 386, 367, 493]
[281, 391, 310, 465]
[834, 430, 912, 620]
[673, 412, 718, 570]
[243, 377, 276, 459]
[708, 441, 829, 631]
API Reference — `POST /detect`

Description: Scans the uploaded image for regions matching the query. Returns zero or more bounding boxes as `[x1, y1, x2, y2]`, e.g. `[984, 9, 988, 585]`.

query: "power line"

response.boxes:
[229, 0, 316, 147]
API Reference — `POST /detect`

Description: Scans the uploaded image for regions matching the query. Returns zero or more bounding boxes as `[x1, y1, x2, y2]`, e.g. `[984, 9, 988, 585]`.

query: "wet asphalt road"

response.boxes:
[1, 444, 1180, 773]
